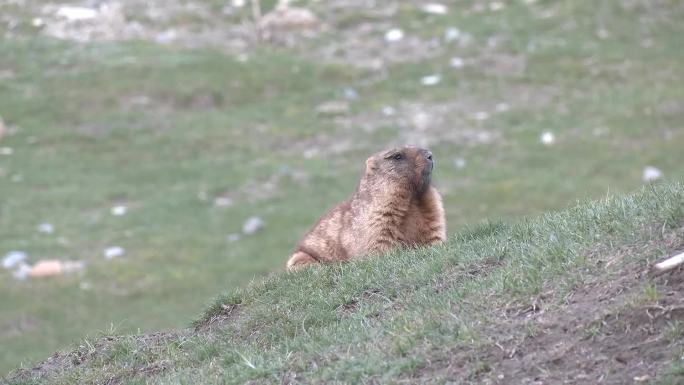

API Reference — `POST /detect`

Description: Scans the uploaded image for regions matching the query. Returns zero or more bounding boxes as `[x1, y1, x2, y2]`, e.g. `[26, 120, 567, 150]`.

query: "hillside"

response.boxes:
[5, 183, 684, 384]
[2, 0, 684, 377]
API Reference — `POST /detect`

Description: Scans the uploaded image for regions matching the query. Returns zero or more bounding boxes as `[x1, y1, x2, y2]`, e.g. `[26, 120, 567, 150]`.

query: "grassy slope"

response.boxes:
[5, 183, 684, 384]
[1, 0, 684, 375]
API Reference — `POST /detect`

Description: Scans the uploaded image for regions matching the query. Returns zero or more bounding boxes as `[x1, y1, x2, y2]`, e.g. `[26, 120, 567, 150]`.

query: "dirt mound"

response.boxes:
[418, 244, 684, 384]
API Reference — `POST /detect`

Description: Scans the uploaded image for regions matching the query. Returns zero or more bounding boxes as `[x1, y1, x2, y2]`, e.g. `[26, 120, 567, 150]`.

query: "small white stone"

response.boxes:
[412, 112, 432, 131]
[31, 18, 44, 27]
[384, 28, 404, 42]
[38, 222, 54, 234]
[453, 157, 466, 169]
[155, 30, 177, 44]
[3, 251, 27, 270]
[303, 148, 319, 159]
[596, 28, 609, 40]
[232, 0, 246, 8]
[489, 2, 505, 11]
[61, 260, 85, 274]
[540, 131, 555, 145]
[104, 246, 125, 260]
[0, 147, 13, 155]
[242, 216, 265, 235]
[110, 205, 127, 216]
[343, 87, 358, 100]
[381, 106, 396, 116]
[473, 111, 490, 121]
[214, 197, 233, 207]
[495, 102, 510, 112]
[444, 27, 461, 42]
[421, 75, 441, 86]
[421, 3, 449, 15]
[12, 263, 31, 281]
[56, 6, 98, 21]
[642, 166, 662, 182]
[449, 57, 465, 68]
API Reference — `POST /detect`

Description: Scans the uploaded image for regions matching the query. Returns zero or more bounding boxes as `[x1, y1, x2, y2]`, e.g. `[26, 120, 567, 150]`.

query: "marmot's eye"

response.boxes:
[393, 153, 403, 160]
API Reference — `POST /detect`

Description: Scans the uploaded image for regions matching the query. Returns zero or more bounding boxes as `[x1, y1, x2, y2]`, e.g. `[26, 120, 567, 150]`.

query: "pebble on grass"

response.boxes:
[453, 157, 467, 169]
[540, 131, 555, 145]
[56, 6, 98, 21]
[3, 251, 27, 270]
[12, 264, 31, 281]
[242, 216, 265, 235]
[642, 166, 662, 182]
[385, 29, 404, 42]
[111, 205, 127, 216]
[104, 246, 125, 260]
[421, 3, 449, 15]
[449, 57, 465, 68]
[214, 197, 234, 207]
[444, 27, 460, 42]
[421, 75, 441, 86]
[38, 222, 54, 234]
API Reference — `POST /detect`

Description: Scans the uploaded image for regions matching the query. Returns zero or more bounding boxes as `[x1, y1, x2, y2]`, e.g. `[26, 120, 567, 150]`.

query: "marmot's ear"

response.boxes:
[365, 157, 377, 174]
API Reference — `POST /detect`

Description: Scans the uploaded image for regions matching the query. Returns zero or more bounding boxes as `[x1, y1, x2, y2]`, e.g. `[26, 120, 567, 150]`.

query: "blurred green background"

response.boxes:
[1, 0, 682, 374]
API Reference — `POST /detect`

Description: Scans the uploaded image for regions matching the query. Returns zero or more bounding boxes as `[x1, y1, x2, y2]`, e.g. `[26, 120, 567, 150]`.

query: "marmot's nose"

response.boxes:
[424, 151, 433, 162]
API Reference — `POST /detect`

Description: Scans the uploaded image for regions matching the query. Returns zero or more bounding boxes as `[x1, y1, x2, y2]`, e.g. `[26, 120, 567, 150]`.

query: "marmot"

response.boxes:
[286, 146, 446, 270]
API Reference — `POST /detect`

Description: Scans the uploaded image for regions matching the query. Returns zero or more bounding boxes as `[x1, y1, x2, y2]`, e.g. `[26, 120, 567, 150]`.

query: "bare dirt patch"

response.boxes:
[195, 303, 243, 333]
[9, 331, 180, 384]
[415, 235, 684, 384]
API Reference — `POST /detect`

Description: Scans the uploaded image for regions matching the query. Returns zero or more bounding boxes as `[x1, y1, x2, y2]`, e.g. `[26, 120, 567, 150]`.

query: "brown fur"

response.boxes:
[286, 146, 446, 270]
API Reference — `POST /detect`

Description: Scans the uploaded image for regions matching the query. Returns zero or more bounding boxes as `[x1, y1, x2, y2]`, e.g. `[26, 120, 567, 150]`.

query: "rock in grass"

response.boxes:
[444, 27, 460, 42]
[384, 28, 404, 42]
[421, 3, 449, 15]
[28, 260, 85, 278]
[3, 251, 27, 270]
[56, 6, 98, 21]
[421, 75, 441, 86]
[449, 56, 465, 68]
[38, 222, 54, 234]
[242, 216, 265, 235]
[540, 131, 555, 145]
[259, 6, 320, 32]
[28, 260, 62, 277]
[214, 197, 234, 208]
[104, 246, 125, 260]
[12, 263, 31, 281]
[110, 205, 127, 216]
[642, 166, 662, 182]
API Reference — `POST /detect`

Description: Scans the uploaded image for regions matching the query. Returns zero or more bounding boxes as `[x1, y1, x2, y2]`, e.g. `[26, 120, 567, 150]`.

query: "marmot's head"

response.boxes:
[363, 146, 434, 196]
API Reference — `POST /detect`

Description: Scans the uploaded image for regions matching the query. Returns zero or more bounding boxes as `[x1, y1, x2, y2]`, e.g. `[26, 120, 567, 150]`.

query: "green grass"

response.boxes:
[5, 182, 684, 384]
[1, 0, 684, 376]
